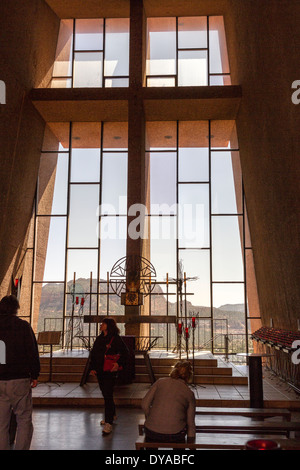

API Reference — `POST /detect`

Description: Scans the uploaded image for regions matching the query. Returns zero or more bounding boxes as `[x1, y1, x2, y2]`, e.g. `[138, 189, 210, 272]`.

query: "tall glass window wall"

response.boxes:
[32, 122, 128, 343]
[50, 18, 130, 88]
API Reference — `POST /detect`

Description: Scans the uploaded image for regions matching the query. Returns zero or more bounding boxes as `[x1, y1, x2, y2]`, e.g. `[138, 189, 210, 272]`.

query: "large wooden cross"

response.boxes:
[83, 315, 177, 325]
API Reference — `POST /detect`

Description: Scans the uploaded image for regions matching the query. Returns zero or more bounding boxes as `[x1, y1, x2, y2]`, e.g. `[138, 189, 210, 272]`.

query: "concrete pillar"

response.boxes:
[125, 0, 148, 337]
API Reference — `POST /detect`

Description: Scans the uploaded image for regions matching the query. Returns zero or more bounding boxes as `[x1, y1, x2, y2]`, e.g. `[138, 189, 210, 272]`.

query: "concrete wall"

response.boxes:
[225, 0, 300, 330]
[0, 1, 59, 298]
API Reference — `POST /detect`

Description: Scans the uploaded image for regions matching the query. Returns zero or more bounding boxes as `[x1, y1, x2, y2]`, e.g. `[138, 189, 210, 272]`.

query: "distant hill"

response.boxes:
[219, 304, 245, 312]
[37, 279, 246, 334]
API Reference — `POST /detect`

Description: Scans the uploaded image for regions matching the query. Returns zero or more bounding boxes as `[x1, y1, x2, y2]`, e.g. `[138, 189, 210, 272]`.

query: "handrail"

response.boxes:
[199, 333, 225, 350]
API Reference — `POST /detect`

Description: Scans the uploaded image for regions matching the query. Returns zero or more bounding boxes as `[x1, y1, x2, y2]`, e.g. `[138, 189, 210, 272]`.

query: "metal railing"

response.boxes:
[39, 315, 253, 359]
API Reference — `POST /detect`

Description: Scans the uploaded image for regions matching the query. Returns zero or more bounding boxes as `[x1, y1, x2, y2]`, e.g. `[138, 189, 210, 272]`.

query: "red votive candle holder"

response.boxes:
[178, 323, 182, 335]
[185, 327, 189, 339]
[245, 439, 280, 451]
[75, 297, 79, 305]
[81, 297, 85, 306]
[192, 317, 196, 328]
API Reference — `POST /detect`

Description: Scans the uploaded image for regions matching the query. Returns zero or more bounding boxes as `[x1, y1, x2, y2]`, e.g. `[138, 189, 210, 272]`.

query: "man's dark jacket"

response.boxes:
[0, 314, 40, 380]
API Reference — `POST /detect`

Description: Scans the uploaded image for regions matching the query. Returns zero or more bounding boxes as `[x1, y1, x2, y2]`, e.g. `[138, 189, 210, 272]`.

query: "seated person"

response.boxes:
[141, 361, 196, 443]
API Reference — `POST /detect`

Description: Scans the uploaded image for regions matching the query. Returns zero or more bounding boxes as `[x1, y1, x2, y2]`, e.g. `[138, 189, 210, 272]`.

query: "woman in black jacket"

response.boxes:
[90, 317, 128, 435]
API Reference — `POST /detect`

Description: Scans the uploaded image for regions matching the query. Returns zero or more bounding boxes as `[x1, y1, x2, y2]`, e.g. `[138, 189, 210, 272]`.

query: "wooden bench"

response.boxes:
[193, 417, 300, 438]
[136, 434, 300, 450]
[138, 418, 300, 438]
[138, 407, 291, 436]
[195, 407, 291, 421]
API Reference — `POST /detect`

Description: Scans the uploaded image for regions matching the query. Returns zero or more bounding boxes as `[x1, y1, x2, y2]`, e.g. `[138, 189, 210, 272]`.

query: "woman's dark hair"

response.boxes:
[102, 317, 120, 336]
[0, 295, 20, 315]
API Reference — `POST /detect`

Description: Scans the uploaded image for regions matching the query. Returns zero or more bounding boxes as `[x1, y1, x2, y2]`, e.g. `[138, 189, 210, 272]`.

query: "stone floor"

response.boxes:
[30, 407, 300, 451]
[31, 408, 145, 451]
[33, 350, 300, 408]
[28, 350, 300, 450]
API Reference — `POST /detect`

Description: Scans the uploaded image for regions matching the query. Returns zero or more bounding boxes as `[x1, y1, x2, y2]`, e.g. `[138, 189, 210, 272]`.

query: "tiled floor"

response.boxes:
[27, 350, 300, 450]
[30, 407, 300, 451]
[31, 408, 145, 450]
[33, 350, 300, 408]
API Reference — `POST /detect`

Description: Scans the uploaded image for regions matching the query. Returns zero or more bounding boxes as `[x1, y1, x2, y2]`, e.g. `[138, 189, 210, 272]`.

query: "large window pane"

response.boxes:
[178, 184, 209, 248]
[212, 283, 245, 328]
[71, 149, 100, 183]
[147, 77, 176, 87]
[67, 249, 98, 283]
[209, 16, 230, 74]
[104, 19, 129, 77]
[211, 151, 242, 214]
[33, 283, 65, 333]
[104, 77, 129, 88]
[150, 152, 177, 213]
[100, 217, 127, 278]
[179, 250, 211, 308]
[52, 20, 73, 79]
[178, 50, 208, 86]
[179, 121, 209, 181]
[212, 216, 244, 281]
[75, 19, 103, 51]
[35, 217, 66, 282]
[51, 78, 72, 88]
[178, 16, 207, 49]
[37, 153, 68, 215]
[147, 18, 176, 76]
[102, 153, 127, 214]
[210, 75, 231, 86]
[179, 148, 209, 182]
[71, 122, 101, 182]
[68, 185, 100, 248]
[73, 52, 103, 87]
[150, 216, 177, 280]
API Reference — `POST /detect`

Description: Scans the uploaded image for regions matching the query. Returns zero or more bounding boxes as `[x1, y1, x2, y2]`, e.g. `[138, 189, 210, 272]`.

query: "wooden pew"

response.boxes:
[195, 407, 291, 421]
[193, 417, 300, 438]
[138, 419, 299, 438]
[136, 434, 300, 450]
[138, 407, 291, 436]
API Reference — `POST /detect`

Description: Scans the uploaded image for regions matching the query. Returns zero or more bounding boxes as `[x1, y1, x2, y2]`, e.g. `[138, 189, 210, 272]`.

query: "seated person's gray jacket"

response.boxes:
[141, 377, 196, 437]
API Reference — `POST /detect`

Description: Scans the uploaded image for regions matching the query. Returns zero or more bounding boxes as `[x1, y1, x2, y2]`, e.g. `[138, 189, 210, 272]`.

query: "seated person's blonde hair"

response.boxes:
[170, 361, 193, 383]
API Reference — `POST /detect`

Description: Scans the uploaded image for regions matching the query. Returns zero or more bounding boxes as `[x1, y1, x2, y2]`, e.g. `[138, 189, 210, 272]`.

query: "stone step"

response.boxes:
[133, 374, 248, 386]
[38, 372, 247, 386]
[135, 357, 218, 367]
[135, 365, 232, 376]
[40, 357, 88, 366]
[40, 356, 219, 368]
[39, 372, 97, 383]
[40, 363, 232, 377]
[40, 364, 87, 373]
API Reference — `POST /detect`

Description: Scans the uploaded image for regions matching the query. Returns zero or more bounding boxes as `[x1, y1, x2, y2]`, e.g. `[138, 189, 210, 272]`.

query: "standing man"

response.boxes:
[0, 295, 40, 450]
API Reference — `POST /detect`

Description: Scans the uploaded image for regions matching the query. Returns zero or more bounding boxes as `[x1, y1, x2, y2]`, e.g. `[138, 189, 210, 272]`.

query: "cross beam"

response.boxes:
[83, 315, 177, 324]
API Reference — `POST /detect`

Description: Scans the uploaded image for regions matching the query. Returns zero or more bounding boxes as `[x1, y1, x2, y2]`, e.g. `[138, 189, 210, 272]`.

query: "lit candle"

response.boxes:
[192, 317, 196, 329]
[245, 439, 280, 451]
[75, 297, 79, 305]
[178, 323, 182, 335]
[81, 297, 85, 306]
[185, 327, 189, 339]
